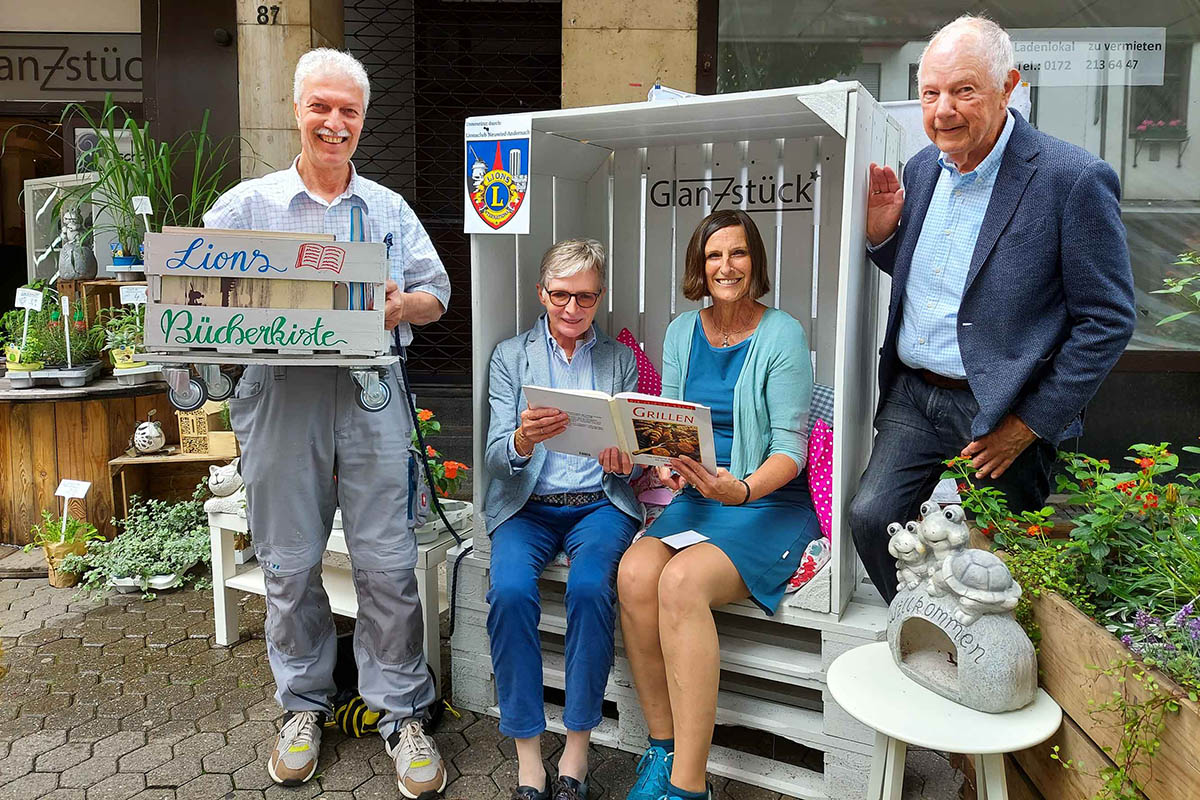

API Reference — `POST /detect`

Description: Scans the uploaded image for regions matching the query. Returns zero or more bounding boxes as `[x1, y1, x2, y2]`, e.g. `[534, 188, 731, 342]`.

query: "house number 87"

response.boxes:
[257, 5, 280, 24]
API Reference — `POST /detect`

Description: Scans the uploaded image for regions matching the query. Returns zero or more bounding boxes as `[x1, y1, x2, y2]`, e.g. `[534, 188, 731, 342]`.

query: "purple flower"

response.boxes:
[1121, 634, 1134, 648]
[1189, 618, 1200, 641]
[1173, 603, 1195, 627]
[1135, 609, 1153, 629]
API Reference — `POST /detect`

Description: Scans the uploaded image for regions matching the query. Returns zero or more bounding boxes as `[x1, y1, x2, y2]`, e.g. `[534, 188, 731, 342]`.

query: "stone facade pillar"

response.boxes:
[562, 0, 697, 108]
[236, 0, 345, 177]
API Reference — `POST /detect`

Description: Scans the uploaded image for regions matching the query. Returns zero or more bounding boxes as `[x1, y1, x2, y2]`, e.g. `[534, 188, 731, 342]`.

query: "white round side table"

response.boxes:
[826, 642, 1061, 799]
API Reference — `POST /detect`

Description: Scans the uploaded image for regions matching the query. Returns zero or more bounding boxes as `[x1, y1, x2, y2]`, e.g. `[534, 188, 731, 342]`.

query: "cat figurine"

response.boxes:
[203, 458, 247, 516]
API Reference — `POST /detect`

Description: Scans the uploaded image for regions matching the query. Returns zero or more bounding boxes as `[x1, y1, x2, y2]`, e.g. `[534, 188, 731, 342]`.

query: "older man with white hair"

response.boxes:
[203, 49, 450, 798]
[849, 15, 1136, 602]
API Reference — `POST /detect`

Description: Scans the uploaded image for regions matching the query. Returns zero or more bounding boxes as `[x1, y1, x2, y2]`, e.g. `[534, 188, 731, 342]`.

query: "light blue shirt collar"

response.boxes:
[937, 110, 1016, 181]
[284, 155, 371, 212]
[541, 315, 597, 364]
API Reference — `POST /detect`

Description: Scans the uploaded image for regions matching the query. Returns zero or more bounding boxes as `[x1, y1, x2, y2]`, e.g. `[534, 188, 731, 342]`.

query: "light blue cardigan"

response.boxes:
[661, 308, 813, 480]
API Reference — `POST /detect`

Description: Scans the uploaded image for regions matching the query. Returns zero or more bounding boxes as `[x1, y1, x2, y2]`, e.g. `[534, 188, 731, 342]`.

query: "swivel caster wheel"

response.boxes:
[356, 377, 391, 413]
[170, 377, 208, 412]
[205, 370, 234, 401]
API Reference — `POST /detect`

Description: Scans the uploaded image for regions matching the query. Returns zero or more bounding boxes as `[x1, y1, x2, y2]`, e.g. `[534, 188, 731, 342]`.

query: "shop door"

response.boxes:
[347, 0, 563, 382]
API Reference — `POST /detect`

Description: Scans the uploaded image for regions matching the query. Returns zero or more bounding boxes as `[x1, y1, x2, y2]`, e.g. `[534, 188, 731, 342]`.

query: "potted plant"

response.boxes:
[411, 408, 472, 543]
[98, 304, 147, 369]
[60, 482, 211, 599]
[1132, 118, 1189, 140]
[3, 332, 46, 372]
[56, 95, 239, 280]
[23, 510, 104, 588]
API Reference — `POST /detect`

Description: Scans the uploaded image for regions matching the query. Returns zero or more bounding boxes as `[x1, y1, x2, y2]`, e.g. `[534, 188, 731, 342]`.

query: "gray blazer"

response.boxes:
[483, 318, 642, 534]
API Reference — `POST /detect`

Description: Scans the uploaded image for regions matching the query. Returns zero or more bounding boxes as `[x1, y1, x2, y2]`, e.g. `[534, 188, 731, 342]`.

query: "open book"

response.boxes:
[523, 386, 717, 474]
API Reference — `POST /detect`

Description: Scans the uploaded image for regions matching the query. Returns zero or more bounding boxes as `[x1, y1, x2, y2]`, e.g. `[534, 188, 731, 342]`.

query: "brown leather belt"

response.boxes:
[918, 369, 970, 391]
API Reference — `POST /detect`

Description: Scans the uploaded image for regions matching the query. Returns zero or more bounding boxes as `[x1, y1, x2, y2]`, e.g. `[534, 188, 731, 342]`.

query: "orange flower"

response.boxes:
[1137, 457, 1155, 471]
[426, 445, 437, 458]
[444, 462, 458, 479]
[417, 409, 434, 422]
[1026, 524, 1042, 537]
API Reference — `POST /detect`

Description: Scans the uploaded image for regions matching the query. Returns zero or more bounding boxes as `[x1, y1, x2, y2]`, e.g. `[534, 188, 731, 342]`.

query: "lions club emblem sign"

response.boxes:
[464, 117, 531, 234]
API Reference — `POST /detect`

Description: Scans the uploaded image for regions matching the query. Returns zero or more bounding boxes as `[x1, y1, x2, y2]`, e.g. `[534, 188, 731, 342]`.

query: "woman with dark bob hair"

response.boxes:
[617, 210, 821, 800]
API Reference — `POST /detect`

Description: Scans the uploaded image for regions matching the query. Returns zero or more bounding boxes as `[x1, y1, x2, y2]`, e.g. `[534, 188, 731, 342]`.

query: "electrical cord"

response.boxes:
[396, 348, 473, 643]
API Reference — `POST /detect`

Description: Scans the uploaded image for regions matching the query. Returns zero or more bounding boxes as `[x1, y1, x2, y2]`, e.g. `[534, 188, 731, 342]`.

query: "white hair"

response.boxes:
[918, 15, 1015, 92]
[539, 238, 607, 286]
[293, 48, 371, 111]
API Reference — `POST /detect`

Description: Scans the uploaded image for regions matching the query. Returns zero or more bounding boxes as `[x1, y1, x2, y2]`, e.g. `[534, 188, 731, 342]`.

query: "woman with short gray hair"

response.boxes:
[482, 238, 642, 800]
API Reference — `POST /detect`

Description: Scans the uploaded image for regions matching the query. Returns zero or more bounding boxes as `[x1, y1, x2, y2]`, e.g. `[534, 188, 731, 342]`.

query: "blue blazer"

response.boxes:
[483, 319, 642, 534]
[869, 112, 1136, 444]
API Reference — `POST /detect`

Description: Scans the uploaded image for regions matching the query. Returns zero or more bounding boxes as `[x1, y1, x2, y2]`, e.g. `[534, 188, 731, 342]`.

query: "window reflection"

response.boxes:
[716, 0, 1200, 350]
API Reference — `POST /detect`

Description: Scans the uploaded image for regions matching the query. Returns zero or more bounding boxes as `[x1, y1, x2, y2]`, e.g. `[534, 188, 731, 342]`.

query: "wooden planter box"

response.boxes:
[1011, 591, 1200, 799]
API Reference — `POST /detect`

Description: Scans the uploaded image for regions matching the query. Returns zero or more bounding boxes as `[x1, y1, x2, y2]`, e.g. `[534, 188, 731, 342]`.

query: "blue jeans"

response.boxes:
[486, 499, 638, 738]
[849, 370, 1055, 604]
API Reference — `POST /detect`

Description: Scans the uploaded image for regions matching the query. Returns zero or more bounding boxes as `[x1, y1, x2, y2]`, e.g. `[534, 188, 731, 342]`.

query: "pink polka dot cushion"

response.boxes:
[616, 328, 662, 396]
[807, 417, 834, 540]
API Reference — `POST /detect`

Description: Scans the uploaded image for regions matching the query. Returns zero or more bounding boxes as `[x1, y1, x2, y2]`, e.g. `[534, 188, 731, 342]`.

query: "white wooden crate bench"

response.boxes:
[463, 82, 902, 799]
[448, 546, 883, 799]
[208, 507, 471, 684]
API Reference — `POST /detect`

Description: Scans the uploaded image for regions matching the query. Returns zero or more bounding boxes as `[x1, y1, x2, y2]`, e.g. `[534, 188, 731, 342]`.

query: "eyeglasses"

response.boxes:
[544, 289, 601, 308]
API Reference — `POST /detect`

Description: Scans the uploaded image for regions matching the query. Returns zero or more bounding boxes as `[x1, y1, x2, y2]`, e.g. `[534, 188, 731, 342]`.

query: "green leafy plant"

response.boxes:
[1152, 251, 1200, 327]
[22, 510, 102, 550]
[1058, 444, 1200, 622]
[55, 95, 239, 258]
[413, 408, 470, 499]
[1051, 658, 1181, 800]
[60, 482, 211, 599]
[96, 304, 145, 352]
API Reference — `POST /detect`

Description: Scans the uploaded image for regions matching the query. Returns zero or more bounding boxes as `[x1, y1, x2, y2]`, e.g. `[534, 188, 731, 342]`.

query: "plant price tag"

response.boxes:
[120, 285, 148, 305]
[132, 196, 153, 215]
[55, 479, 91, 499]
[15, 288, 42, 311]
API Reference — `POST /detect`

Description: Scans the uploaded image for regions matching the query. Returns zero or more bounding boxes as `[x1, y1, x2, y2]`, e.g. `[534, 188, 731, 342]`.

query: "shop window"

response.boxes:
[1129, 43, 1190, 136]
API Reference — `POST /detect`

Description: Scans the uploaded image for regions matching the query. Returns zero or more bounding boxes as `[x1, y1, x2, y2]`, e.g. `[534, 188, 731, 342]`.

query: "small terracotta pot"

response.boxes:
[44, 541, 87, 588]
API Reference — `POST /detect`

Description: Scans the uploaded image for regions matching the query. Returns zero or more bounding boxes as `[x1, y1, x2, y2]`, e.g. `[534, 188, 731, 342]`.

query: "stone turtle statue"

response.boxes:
[885, 501, 1037, 712]
[936, 548, 1022, 626]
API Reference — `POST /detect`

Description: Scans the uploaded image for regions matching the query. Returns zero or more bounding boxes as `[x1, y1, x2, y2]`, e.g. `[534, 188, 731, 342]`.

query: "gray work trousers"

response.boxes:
[229, 362, 435, 738]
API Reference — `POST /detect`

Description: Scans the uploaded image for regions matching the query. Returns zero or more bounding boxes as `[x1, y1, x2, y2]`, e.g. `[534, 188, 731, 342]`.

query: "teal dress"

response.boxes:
[644, 317, 819, 614]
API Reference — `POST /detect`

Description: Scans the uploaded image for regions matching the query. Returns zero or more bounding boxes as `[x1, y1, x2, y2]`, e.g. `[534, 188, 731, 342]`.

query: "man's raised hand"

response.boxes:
[867, 163, 905, 246]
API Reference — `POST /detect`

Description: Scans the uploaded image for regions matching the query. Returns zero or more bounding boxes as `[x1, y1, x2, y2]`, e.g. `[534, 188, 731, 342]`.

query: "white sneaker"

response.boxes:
[385, 718, 448, 799]
[267, 710, 323, 785]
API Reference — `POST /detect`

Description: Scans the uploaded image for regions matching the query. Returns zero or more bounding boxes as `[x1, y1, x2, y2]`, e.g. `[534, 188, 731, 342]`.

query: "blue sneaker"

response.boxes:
[626, 745, 672, 800]
[659, 782, 712, 800]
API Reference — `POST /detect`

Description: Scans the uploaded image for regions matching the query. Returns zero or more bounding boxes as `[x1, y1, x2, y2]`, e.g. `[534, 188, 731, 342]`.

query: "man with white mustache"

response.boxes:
[203, 49, 451, 799]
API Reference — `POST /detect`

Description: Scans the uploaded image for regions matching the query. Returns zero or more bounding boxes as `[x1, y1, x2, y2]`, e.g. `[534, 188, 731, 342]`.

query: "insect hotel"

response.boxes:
[453, 83, 903, 798]
[142, 228, 396, 412]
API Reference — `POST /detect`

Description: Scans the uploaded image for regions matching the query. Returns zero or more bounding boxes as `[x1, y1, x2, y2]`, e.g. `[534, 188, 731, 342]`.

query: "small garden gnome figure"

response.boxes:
[132, 409, 166, 454]
[57, 206, 98, 280]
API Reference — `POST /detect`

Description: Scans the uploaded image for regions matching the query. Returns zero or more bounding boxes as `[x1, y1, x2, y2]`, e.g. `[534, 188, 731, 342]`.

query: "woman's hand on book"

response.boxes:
[518, 407, 569, 451]
[656, 466, 688, 491]
[598, 447, 633, 476]
[668, 456, 745, 505]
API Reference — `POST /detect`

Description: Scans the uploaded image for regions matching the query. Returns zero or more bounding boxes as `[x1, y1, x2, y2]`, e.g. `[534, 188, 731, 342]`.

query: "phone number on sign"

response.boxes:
[1019, 59, 1140, 72]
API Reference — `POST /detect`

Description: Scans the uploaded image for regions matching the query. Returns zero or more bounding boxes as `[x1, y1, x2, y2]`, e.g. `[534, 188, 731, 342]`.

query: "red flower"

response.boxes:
[444, 462, 458, 480]
[426, 445, 437, 458]
[956, 482, 967, 493]
[1080, 478, 1095, 489]
[1116, 480, 1136, 495]
[1141, 493, 1159, 509]
[1137, 457, 1155, 471]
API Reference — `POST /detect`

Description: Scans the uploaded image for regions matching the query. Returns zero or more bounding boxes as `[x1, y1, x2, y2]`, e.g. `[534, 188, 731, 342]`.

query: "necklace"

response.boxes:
[712, 308, 758, 347]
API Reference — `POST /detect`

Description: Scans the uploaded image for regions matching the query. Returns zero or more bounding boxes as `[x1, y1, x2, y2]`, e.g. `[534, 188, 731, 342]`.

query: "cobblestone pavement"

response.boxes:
[0, 577, 963, 800]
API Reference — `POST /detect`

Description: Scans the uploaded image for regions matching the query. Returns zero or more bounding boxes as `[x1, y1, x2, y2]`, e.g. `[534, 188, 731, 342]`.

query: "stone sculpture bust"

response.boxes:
[885, 501, 1037, 713]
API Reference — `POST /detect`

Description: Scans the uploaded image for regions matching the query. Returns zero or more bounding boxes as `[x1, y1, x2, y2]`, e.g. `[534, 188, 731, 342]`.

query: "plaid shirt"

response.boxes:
[202, 157, 450, 347]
